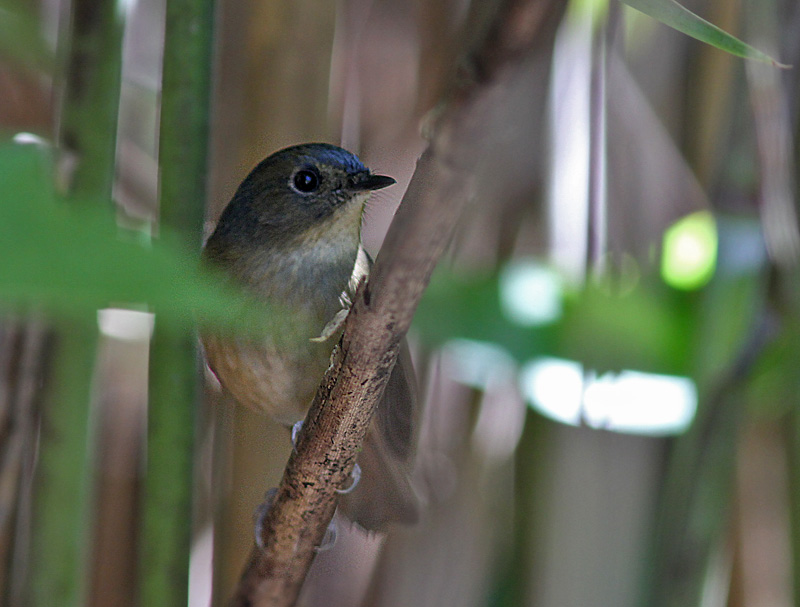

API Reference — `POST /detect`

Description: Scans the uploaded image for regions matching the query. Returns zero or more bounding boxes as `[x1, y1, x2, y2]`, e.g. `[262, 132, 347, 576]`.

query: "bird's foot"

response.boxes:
[292, 420, 360, 493]
[291, 420, 303, 449]
[335, 463, 361, 494]
[311, 309, 349, 342]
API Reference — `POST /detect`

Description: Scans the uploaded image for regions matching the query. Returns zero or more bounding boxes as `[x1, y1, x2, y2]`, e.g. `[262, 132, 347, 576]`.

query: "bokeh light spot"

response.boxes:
[499, 261, 563, 326]
[520, 358, 697, 436]
[661, 211, 718, 290]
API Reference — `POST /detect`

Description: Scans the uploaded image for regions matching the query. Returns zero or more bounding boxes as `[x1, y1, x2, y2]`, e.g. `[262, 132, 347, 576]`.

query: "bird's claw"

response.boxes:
[254, 488, 338, 552]
[291, 420, 303, 449]
[293, 421, 360, 493]
[335, 463, 361, 495]
[311, 309, 349, 342]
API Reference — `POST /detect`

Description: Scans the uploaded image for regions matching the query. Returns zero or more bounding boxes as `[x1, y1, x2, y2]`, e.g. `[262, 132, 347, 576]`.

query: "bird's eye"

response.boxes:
[292, 169, 320, 193]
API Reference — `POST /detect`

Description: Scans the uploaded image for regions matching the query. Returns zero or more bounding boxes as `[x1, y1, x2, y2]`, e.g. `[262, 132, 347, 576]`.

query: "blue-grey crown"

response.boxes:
[279, 143, 367, 176]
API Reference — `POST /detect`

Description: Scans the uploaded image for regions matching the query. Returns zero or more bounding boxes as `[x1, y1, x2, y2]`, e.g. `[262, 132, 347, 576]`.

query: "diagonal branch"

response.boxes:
[230, 1, 566, 605]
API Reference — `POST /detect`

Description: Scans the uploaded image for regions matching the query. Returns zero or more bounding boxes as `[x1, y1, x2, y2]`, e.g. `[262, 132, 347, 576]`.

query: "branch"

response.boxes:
[230, 1, 566, 605]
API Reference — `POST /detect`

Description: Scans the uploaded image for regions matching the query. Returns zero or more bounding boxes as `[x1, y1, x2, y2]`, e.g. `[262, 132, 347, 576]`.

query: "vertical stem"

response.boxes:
[28, 322, 98, 607]
[790, 410, 800, 607]
[586, 8, 607, 273]
[507, 412, 550, 606]
[28, 0, 124, 603]
[138, 0, 215, 604]
[139, 330, 198, 606]
[157, 0, 216, 235]
[640, 390, 741, 607]
[56, 0, 124, 203]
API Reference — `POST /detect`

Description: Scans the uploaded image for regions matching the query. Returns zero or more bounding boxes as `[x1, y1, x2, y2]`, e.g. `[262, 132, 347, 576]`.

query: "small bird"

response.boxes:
[201, 143, 419, 531]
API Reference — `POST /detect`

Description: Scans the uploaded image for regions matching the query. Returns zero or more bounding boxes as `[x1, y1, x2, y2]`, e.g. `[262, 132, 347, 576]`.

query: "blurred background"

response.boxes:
[2, 0, 800, 606]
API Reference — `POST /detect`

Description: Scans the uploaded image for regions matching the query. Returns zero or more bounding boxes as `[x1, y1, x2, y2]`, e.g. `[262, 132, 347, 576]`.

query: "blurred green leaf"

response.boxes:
[0, 142, 268, 331]
[689, 215, 769, 391]
[558, 280, 693, 375]
[414, 268, 558, 361]
[743, 321, 800, 419]
[415, 266, 693, 375]
[621, 0, 788, 67]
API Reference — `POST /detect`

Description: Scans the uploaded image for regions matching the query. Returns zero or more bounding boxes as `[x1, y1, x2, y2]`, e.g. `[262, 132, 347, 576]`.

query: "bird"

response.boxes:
[201, 143, 419, 531]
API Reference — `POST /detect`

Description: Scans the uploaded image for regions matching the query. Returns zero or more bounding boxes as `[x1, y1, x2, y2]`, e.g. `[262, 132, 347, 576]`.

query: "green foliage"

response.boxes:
[743, 322, 800, 419]
[620, 0, 787, 66]
[416, 216, 772, 385]
[0, 141, 269, 332]
[559, 280, 693, 375]
[415, 265, 694, 376]
[414, 268, 557, 361]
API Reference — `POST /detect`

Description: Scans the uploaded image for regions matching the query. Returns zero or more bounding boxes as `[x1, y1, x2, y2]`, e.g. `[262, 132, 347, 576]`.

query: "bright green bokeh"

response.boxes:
[661, 211, 718, 290]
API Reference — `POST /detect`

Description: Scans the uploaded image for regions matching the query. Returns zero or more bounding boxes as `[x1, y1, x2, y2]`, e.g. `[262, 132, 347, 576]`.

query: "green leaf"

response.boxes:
[558, 281, 693, 375]
[0, 142, 271, 332]
[414, 267, 558, 362]
[415, 265, 693, 375]
[742, 321, 800, 419]
[620, 0, 788, 67]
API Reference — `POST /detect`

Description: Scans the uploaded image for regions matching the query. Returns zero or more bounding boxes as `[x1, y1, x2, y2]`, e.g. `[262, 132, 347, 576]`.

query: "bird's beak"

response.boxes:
[350, 173, 396, 192]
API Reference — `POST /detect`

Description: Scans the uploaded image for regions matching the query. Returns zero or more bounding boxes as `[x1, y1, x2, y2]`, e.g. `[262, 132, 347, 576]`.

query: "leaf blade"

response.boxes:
[621, 0, 788, 67]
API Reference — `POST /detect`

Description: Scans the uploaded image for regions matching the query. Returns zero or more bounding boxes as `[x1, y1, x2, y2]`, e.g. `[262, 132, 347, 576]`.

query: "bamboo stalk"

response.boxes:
[27, 0, 124, 603]
[28, 323, 97, 607]
[137, 0, 215, 604]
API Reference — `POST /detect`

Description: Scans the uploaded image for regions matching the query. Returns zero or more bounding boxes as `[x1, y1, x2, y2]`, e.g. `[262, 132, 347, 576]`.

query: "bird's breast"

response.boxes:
[202, 234, 363, 423]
